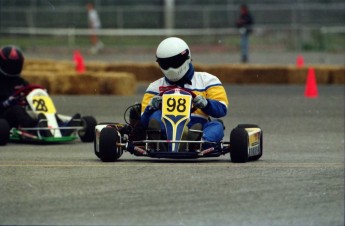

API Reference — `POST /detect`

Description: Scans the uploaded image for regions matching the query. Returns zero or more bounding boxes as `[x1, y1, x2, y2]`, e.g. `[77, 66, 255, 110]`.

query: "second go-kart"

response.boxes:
[0, 84, 97, 145]
[93, 87, 263, 163]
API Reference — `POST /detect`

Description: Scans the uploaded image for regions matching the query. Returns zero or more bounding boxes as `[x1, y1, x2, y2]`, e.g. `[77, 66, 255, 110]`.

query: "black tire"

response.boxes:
[230, 127, 249, 163]
[0, 119, 10, 146]
[237, 124, 259, 129]
[94, 123, 118, 159]
[99, 127, 122, 162]
[78, 116, 97, 142]
[232, 124, 263, 162]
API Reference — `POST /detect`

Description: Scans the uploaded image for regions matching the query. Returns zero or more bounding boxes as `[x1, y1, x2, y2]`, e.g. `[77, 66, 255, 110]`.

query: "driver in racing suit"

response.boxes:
[140, 37, 228, 151]
[0, 45, 37, 128]
[0, 45, 81, 137]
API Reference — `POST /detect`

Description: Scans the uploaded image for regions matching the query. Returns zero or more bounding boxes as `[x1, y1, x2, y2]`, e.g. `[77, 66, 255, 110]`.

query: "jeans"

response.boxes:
[240, 33, 249, 62]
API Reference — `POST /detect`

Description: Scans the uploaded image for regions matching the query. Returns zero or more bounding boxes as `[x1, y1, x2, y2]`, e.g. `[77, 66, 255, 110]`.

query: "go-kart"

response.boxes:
[0, 85, 97, 145]
[94, 87, 263, 163]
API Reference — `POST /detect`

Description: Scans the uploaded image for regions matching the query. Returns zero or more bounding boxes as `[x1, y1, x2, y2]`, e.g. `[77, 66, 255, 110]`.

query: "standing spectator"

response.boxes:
[236, 4, 254, 63]
[86, 3, 104, 54]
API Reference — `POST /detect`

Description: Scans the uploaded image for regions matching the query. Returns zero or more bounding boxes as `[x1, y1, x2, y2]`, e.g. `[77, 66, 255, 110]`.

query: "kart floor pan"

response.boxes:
[147, 151, 223, 159]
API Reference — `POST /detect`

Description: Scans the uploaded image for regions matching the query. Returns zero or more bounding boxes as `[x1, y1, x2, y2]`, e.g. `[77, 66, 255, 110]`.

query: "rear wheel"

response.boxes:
[78, 116, 97, 142]
[99, 127, 122, 162]
[237, 124, 263, 161]
[230, 127, 249, 163]
[230, 124, 263, 163]
[0, 119, 10, 146]
[236, 124, 259, 129]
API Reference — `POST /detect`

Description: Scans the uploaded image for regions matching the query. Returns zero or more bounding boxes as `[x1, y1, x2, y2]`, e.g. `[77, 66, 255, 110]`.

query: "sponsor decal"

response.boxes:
[248, 145, 261, 157]
[246, 128, 261, 157]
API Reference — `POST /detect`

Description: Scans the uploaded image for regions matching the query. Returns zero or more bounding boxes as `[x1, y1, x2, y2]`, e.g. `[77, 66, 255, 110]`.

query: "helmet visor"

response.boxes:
[156, 49, 189, 70]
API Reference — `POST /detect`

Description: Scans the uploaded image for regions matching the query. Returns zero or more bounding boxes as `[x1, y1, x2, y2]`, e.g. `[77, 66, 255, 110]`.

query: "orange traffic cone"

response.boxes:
[296, 54, 304, 67]
[304, 67, 318, 98]
[73, 50, 85, 73]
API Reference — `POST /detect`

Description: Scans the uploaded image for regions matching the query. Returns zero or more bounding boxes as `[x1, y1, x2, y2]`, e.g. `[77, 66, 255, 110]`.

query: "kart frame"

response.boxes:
[94, 87, 263, 163]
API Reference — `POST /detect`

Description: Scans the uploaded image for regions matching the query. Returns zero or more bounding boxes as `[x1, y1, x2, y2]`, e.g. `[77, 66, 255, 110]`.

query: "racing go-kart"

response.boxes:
[0, 85, 97, 145]
[94, 87, 263, 163]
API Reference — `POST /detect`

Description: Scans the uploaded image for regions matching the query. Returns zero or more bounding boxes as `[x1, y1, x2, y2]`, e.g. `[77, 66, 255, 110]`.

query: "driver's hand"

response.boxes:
[193, 95, 208, 109]
[149, 96, 162, 110]
[2, 95, 19, 108]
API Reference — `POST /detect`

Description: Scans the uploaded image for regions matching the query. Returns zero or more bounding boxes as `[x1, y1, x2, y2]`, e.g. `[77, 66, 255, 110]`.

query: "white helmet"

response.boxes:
[156, 37, 191, 82]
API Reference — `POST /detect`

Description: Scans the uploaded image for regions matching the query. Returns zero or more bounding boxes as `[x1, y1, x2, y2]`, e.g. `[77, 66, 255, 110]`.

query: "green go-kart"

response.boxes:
[0, 85, 97, 145]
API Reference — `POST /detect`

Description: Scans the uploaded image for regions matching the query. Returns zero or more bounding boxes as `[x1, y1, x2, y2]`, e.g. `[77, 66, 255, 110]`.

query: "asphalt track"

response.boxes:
[0, 85, 344, 226]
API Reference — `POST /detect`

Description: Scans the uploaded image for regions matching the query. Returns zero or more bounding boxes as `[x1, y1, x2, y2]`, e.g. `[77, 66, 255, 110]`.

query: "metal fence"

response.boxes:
[1, 1, 344, 29]
[0, 0, 344, 51]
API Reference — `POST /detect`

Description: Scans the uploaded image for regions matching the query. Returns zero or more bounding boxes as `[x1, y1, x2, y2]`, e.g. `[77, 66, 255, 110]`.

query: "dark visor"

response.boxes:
[156, 49, 190, 70]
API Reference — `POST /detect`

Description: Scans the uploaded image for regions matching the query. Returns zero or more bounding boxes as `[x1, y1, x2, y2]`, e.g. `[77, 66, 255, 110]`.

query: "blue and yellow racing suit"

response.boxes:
[141, 71, 228, 144]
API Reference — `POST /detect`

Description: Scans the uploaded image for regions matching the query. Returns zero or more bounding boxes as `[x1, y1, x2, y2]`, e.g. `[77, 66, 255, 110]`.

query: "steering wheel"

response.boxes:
[159, 86, 196, 98]
[13, 84, 45, 97]
[12, 84, 46, 106]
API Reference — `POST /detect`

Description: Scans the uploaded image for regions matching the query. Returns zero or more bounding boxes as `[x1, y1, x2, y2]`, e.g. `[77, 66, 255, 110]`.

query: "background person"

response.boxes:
[86, 3, 104, 54]
[236, 4, 254, 63]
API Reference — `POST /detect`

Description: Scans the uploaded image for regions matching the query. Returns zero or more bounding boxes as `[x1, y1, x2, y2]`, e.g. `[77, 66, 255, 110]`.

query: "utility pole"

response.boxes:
[164, 0, 175, 29]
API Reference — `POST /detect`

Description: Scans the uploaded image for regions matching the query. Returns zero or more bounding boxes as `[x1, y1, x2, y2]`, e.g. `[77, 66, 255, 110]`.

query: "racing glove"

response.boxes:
[193, 95, 208, 109]
[149, 96, 162, 110]
[1, 96, 19, 108]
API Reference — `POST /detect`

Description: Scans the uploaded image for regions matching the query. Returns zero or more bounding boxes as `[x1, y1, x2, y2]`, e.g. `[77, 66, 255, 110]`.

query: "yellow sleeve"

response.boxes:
[207, 85, 229, 107]
[141, 92, 155, 113]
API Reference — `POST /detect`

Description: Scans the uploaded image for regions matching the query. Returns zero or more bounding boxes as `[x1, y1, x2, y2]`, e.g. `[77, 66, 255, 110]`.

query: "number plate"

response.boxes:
[162, 92, 192, 152]
[32, 96, 56, 114]
[162, 94, 192, 117]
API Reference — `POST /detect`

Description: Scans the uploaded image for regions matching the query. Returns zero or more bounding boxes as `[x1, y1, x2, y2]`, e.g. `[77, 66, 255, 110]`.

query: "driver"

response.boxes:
[0, 45, 81, 137]
[140, 37, 228, 151]
[0, 45, 37, 128]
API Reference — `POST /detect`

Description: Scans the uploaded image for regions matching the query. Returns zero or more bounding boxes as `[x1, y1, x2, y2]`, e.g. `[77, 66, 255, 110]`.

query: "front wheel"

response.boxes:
[78, 116, 97, 142]
[0, 119, 10, 146]
[98, 127, 122, 162]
